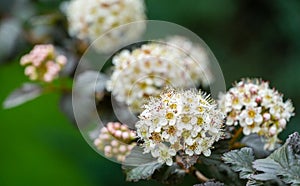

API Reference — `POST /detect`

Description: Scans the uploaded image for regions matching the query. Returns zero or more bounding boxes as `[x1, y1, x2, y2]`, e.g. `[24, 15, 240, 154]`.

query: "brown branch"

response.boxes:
[229, 127, 243, 149]
[194, 170, 209, 182]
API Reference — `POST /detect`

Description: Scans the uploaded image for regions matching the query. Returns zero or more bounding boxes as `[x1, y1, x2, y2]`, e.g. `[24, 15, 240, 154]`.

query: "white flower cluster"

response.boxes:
[66, 0, 146, 53]
[107, 38, 213, 113]
[165, 36, 213, 87]
[218, 79, 294, 150]
[94, 122, 136, 162]
[136, 89, 224, 166]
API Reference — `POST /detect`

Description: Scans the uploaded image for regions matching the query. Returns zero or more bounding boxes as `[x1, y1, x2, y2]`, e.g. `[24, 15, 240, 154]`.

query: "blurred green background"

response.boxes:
[1, 0, 300, 185]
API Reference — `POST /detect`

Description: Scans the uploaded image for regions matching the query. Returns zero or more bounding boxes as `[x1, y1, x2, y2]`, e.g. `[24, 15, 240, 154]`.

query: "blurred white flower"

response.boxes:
[94, 122, 136, 162]
[218, 79, 295, 150]
[136, 88, 224, 166]
[65, 0, 146, 53]
[165, 36, 214, 87]
[107, 38, 214, 112]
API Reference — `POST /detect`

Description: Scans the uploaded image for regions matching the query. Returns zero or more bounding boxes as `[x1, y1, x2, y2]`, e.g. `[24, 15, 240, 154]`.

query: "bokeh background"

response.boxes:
[1, 0, 300, 185]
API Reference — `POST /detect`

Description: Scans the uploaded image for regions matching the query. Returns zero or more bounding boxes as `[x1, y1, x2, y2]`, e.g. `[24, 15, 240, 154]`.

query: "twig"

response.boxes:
[188, 166, 209, 182]
[194, 170, 209, 182]
[229, 127, 243, 149]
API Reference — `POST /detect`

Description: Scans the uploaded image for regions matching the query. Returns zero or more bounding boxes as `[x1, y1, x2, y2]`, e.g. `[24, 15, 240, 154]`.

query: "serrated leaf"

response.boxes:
[125, 162, 163, 182]
[3, 83, 42, 109]
[123, 146, 163, 182]
[123, 146, 158, 167]
[199, 139, 243, 186]
[222, 147, 255, 179]
[241, 134, 274, 158]
[252, 132, 300, 185]
[246, 180, 264, 186]
[152, 163, 185, 185]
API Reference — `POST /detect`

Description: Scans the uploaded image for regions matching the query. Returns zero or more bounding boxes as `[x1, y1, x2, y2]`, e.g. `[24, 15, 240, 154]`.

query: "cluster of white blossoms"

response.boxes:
[20, 44, 67, 82]
[107, 37, 213, 112]
[135, 89, 224, 166]
[94, 122, 136, 162]
[218, 79, 295, 150]
[65, 0, 146, 53]
[165, 36, 213, 86]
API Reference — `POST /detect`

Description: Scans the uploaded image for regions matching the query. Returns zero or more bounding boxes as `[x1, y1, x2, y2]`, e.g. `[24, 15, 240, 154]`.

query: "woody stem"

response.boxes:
[229, 127, 243, 148]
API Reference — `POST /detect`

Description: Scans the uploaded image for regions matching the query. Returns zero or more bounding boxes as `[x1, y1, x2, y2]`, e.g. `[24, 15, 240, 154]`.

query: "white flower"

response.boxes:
[218, 79, 295, 150]
[136, 88, 224, 166]
[165, 36, 214, 87]
[151, 144, 175, 166]
[65, 0, 146, 53]
[107, 38, 214, 113]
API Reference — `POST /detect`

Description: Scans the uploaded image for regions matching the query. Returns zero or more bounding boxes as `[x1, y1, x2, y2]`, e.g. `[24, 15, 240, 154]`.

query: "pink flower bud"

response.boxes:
[44, 73, 53, 82]
[120, 125, 128, 130]
[104, 146, 112, 154]
[129, 131, 136, 139]
[117, 155, 125, 162]
[255, 97, 262, 103]
[250, 87, 257, 94]
[269, 125, 277, 136]
[112, 148, 118, 154]
[111, 140, 118, 147]
[263, 113, 271, 121]
[100, 127, 107, 133]
[25, 66, 35, 76]
[113, 122, 121, 129]
[94, 139, 100, 146]
[107, 122, 114, 132]
[115, 130, 122, 138]
[119, 145, 126, 153]
[122, 132, 129, 139]
[101, 134, 110, 140]
[20, 55, 30, 65]
[274, 113, 280, 120]
[56, 55, 67, 66]
[279, 119, 286, 128]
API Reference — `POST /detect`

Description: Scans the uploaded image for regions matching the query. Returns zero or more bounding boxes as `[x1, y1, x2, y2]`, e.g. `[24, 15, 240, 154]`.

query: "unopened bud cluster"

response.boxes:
[218, 79, 294, 150]
[94, 122, 136, 162]
[20, 44, 67, 82]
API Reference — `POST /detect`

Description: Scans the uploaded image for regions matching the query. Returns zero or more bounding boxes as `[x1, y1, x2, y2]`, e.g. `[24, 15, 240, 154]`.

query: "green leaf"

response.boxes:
[241, 134, 275, 158]
[3, 83, 42, 109]
[252, 132, 300, 185]
[123, 146, 163, 182]
[222, 147, 255, 179]
[152, 163, 185, 185]
[200, 139, 242, 186]
[194, 181, 224, 186]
